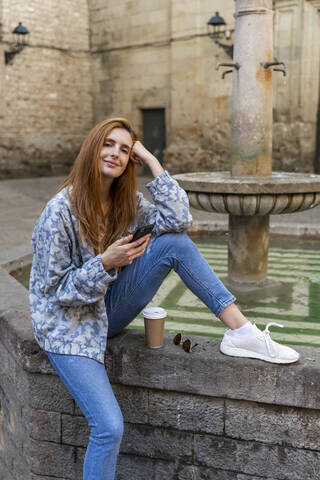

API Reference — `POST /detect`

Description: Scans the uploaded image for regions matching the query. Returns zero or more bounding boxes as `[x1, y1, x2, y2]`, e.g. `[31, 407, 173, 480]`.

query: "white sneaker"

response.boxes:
[220, 322, 300, 364]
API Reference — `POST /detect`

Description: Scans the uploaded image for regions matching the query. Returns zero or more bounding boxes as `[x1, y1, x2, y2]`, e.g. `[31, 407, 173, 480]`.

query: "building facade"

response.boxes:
[0, 0, 93, 178]
[1, 0, 320, 178]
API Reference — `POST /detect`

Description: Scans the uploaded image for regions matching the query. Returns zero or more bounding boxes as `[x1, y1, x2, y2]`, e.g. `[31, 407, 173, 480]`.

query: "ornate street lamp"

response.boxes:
[5, 22, 30, 65]
[207, 12, 234, 58]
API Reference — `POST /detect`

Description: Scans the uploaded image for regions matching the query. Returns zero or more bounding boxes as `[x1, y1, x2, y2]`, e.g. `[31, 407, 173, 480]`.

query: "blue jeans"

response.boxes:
[106, 233, 235, 337]
[46, 233, 235, 479]
[45, 352, 123, 480]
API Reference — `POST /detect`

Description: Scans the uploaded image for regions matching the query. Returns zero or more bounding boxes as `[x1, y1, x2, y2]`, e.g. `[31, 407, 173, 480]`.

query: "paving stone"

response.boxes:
[30, 438, 76, 479]
[74, 446, 86, 480]
[177, 465, 242, 480]
[225, 399, 320, 450]
[31, 477, 70, 480]
[154, 458, 178, 480]
[112, 384, 149, 424]
[121, 423, 193, 463]
[148, 389, 224, 434]
[61, 414, 89, 447]
[0, 458, 16, 480]
[29, 374, 74, 413]
[194, 434, 320, 480]
[28, 409, 61, 443]
[116, 454, 155, 480]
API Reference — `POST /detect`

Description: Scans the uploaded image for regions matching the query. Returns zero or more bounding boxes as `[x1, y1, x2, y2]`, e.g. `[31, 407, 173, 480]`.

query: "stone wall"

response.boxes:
[1, 249, 320, 480]
[88, 0, 234, 174]
[88, 0, 172, 143]
[0, 0, 93, 178]
[273, 0, 320, 173]
[89, 0, 320, 175]
[1, 1, 319, 178]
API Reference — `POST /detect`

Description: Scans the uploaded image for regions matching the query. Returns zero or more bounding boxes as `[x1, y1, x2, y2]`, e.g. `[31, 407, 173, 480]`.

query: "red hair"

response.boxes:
[58, 117, 138, 253]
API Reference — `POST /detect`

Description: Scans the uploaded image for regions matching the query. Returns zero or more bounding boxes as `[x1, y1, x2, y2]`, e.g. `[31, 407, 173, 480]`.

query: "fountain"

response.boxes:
[174, 0, 320, 298]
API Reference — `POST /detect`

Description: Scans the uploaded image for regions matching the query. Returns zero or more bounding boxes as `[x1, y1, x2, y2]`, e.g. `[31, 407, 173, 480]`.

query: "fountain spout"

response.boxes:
[216, 62, 240, 70]
[263, 60, 286, 69]
[264, 60, 287, 76]
[216, 62, 240, 79]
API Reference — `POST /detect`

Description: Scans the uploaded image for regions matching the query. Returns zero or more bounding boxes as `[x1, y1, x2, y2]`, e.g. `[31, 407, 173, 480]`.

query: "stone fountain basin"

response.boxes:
[173, 171, 320, 216]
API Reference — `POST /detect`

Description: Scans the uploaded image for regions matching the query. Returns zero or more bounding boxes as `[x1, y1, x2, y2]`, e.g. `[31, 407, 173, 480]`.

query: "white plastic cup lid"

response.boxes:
[142, 307, 167, 319]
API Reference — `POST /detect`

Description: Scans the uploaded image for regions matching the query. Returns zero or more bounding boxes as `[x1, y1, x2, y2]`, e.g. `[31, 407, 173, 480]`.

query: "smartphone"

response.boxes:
[130, 223, 155, 243]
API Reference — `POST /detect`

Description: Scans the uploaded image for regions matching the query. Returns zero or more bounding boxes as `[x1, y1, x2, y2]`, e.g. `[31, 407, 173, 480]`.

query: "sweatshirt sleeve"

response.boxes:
[31, 201, 117, 307]
[135, 170, 193, 236]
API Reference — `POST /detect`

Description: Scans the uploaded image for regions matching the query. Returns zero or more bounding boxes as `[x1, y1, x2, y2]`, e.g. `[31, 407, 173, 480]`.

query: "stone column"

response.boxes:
[228, 214, 270, 284]
[228, 0, 273, 286]
[231, 0, 273, 177]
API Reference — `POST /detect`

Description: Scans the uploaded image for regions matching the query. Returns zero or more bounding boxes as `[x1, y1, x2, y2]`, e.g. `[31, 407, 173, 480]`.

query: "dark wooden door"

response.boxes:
[316, 95, 320, 173]
[142, 109, 166, 174]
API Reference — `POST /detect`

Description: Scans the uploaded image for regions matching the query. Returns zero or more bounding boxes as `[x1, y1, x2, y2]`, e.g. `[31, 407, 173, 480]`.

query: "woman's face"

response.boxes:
[99, 127, 133, 180]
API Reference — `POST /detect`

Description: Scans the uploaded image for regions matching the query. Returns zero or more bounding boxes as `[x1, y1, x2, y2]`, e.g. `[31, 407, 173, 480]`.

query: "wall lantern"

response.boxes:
[5, 22, 30, 65]
[207, 12, 234, 59]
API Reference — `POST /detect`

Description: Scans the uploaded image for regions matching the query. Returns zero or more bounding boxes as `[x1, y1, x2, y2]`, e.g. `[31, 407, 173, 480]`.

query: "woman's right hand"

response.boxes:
[101, 234, 151, 271]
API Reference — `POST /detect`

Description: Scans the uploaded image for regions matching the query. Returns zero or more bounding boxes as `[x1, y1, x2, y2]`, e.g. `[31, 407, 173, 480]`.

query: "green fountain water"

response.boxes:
[15, 237, 320, 348]
[130, 237, 320, 348]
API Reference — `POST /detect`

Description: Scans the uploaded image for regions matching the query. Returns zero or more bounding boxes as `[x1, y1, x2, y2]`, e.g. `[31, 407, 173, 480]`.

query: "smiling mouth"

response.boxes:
[103, 160, 119, 167]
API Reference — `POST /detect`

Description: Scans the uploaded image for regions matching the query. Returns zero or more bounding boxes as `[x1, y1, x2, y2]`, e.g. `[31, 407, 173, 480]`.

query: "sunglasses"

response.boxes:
[173, 333, 198, 353]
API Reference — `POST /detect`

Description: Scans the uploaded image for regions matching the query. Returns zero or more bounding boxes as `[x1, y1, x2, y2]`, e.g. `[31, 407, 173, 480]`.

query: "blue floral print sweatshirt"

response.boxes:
[29, 171, 193, 364]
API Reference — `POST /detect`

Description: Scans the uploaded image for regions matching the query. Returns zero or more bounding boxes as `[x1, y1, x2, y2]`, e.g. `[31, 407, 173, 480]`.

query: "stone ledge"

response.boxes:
[1, 254, 320, 411]
[173, 171, 320, 195]
[0, 244, 33, 272]
[106, 330, 320, 410]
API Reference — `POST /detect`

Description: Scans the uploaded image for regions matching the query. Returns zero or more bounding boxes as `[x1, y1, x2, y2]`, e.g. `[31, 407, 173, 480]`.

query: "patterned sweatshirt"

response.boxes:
[29, 171, 193, 363]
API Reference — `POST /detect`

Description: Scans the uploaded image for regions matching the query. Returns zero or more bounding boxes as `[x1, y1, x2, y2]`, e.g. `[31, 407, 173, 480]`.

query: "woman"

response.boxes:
[29, 117, 299, 480]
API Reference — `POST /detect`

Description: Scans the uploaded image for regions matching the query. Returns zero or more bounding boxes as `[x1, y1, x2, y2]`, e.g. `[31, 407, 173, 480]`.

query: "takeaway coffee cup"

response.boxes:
[142, 307, 167, 348]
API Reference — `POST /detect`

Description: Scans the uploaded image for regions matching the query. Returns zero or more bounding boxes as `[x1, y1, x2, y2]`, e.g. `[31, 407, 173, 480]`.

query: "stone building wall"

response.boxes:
[0, 0, 93, 178]
[89, 0, 320, 175]
[272, 0, 320, 173]
[88, 0, 234, 174]
[0, 0, 319, 178]
[88, 0, 172, 145]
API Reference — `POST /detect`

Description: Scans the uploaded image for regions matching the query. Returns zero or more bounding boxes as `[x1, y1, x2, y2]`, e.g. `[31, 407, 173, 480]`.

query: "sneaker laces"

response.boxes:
[262, 322, 284, 358]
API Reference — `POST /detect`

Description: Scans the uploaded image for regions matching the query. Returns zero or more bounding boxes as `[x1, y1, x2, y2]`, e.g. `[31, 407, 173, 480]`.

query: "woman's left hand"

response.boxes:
[131, 141, 164, 177]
